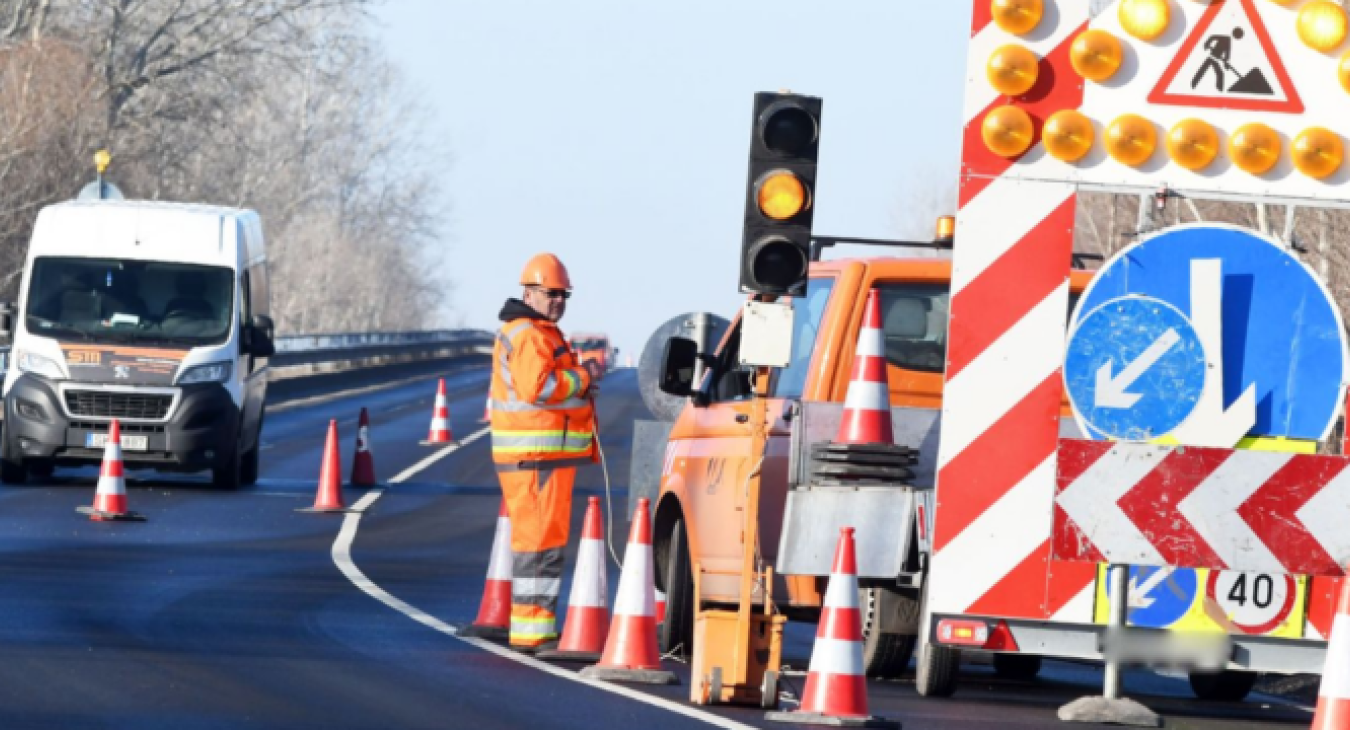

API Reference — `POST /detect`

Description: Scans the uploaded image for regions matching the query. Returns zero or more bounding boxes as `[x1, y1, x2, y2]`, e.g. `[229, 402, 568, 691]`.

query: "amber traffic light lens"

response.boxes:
[761, 106, 817, 156]
[756, 171, 809, 220]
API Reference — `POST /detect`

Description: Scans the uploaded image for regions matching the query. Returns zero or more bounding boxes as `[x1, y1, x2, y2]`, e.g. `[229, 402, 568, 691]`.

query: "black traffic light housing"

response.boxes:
[739, 92, 822, 297]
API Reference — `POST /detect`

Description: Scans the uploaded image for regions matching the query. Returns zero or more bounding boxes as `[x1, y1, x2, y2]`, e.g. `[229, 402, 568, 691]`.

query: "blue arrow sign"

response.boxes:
[1065, 296, 1207, 441]
[1074, 223, 1349, 441]
[1105, 566, 1198, 629]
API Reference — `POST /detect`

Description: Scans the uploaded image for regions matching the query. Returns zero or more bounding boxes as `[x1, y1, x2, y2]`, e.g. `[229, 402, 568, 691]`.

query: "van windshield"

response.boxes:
[25, 257, 235, 347]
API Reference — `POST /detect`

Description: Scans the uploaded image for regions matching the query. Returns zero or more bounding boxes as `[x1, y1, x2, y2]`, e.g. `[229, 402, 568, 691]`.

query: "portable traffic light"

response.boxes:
[739, 92, 822, 297]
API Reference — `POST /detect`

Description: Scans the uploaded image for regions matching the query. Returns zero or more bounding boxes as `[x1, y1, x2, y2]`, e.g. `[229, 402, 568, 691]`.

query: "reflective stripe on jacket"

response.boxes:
[490, 316, 596, 467]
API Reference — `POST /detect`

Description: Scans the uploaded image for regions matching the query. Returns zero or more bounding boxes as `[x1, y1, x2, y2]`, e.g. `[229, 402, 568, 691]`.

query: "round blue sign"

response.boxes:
[1075, 223, 1348, 441]
[1065, 296, 1207, 441]
[1104, 566, 1198, 629]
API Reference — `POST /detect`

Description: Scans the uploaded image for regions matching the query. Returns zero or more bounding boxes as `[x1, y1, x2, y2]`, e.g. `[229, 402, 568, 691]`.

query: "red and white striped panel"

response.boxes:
[1055, 439, 1350, 577]
[928, 3, 1098, 622]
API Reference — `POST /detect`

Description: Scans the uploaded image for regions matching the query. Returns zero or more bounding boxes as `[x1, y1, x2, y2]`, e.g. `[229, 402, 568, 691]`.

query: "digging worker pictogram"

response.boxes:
[1193, 27, 1244, 92]
[490, 253, 604, 653]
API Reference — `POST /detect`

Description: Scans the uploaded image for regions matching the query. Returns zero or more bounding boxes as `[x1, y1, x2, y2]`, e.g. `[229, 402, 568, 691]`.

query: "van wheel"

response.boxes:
[1189, 670, 1257, 702]
[26, 459, 55, 482]
[659, 517, 694, 658]
[993, 653, 1042, 681]
[212, 447, 241, 490]
[1, 436, 27, 485]
[240, 445, 260, 486]
[915, 581, 960, 698]
[860, 586, 919, 678]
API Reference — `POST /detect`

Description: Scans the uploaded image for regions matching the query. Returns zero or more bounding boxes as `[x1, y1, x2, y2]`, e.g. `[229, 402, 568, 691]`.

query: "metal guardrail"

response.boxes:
[0, 328, 495, 375]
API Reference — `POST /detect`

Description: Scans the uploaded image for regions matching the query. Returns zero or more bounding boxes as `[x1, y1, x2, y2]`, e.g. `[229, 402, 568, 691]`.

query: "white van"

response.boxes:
[0, 200, 274, 488]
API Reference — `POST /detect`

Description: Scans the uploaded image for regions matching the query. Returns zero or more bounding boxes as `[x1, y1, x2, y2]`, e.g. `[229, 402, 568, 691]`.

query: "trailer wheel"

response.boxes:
[658, 517, 694, 658]
[860, 586, 918, 679]
[992, 653, 1042, 681]
[915, 581, 959, 698]
[1188, 670, 1257, 702]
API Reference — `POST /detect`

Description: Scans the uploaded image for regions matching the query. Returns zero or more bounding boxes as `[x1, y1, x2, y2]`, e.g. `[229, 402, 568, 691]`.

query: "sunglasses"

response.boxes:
[531, 287, 571, 301]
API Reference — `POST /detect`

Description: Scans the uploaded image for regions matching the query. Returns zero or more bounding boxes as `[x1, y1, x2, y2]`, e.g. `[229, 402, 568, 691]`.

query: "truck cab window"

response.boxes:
[876, 283, 950, 374]
[705, 326, 754, 403]
[772, 278, 836, 399]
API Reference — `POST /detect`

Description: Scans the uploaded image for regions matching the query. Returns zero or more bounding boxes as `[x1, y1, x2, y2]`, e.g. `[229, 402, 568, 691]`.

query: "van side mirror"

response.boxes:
[247, 314, 275, 358]
[0, 302, 14, 340]
[659, 336, 698, 398]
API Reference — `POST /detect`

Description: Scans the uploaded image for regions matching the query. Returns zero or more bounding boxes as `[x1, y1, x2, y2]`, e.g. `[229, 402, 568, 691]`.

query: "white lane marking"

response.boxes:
[390, 427, 491, 484]
[332, 465, 755, 728]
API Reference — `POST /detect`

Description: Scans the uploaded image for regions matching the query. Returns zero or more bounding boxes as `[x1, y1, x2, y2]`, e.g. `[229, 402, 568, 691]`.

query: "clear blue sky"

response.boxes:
[377, 0, 972, 358]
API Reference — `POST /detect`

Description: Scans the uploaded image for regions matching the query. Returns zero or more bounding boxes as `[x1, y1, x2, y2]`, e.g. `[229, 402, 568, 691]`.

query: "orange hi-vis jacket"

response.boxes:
[490, 307, 597, 468]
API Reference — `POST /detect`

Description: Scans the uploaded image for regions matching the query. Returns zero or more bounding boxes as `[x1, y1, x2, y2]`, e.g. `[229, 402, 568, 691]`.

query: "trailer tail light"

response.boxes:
[936, 619, 990, 646]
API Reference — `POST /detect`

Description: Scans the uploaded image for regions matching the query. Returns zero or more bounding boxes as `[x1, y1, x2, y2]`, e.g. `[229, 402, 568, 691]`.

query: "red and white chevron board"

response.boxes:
[1055, 439, 1350, 577]
[928, 4, 1099, 621]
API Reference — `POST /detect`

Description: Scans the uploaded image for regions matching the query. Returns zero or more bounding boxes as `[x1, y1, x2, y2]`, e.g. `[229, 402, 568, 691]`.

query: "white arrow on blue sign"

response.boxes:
[1073, 223, 1349, 442]
[1065, 296, 1207, 441]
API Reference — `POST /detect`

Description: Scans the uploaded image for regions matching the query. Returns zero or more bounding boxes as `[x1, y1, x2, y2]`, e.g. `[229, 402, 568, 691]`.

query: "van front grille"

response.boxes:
[65, 391, 172, 420]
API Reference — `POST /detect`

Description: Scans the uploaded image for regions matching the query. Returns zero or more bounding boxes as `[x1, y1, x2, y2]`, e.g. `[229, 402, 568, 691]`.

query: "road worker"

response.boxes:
[490, 253, 603, 653]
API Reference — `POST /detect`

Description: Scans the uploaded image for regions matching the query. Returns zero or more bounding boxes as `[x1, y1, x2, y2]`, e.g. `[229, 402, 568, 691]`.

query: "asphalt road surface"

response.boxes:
[0, 365, 1321, 728]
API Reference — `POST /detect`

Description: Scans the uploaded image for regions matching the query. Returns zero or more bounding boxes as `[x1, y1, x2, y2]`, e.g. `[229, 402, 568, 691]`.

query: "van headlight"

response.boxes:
[177, 361, 232, 385]
[15, 350, 64, 380]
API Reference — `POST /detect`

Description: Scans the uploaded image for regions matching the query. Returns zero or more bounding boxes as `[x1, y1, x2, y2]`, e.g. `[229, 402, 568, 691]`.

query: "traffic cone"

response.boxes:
[580, 498, 677, 685]
[480, 396, 491, 424]
[350, 408, 376, 487]
[459, 499, 512, 641]
[297, 420, 353, 513]
[1313, 569, 1350, 730]
[422, 379, 454, 445]
[835, 289, 894, 446]
[767, 528, 898, 728]
[656, 588, 667, 625]
[540, 497, 610, 662]
[77, 420, 144, 522]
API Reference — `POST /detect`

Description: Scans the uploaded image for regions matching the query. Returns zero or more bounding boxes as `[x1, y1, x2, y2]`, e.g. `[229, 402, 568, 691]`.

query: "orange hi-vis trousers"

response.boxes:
[499, 464, 575, 648]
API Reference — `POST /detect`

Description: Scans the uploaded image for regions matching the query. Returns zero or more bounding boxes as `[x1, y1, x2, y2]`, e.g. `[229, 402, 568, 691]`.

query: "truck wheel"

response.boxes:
[993, 653, 1042, 681]
[1188, 670, 1257, 702]
[915, 581, 960, 698]
[659, 517, 694, 658]
[0, 435, 27, 485]
[212, 446, 241, 490]
[860, 586, 919, 679]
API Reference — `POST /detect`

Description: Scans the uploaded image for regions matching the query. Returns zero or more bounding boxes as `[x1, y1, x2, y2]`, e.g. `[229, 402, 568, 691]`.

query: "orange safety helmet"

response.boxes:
[519, 253, 572, 290]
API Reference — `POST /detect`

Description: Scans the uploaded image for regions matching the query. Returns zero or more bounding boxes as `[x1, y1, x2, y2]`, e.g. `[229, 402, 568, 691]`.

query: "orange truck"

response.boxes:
[570, 333, 613, 376]
[649, 247, 1094, 682]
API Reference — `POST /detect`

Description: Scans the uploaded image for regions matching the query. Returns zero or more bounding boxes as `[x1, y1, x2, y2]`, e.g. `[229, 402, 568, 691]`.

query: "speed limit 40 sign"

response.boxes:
[1205, 571, 1299, 635]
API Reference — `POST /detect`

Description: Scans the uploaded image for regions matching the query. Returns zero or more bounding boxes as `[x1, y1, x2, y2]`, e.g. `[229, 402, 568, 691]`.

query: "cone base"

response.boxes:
[536, 649, 602, 663]
[348, 480, 379, 488]
[765, 711, 900, 729]
[296, 506, 357, 514]
[1056, 696, 1161, 727]
[458, 624, 509, 641]
[579, 666, 678, 685]
[77, 505, 146, 522]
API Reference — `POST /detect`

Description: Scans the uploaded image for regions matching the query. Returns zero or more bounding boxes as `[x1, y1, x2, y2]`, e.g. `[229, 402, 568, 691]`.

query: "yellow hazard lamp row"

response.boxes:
[990, 1, 1350, 92]
[982, 106, 1344, 179]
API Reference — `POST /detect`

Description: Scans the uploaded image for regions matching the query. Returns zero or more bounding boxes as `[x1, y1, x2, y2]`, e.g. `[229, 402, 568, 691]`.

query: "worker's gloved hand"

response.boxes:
[583, 360, 604, 394]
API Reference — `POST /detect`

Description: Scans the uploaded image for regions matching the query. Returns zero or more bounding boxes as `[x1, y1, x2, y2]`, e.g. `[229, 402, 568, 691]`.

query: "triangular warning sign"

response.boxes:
[1148, 0, 1303, 113]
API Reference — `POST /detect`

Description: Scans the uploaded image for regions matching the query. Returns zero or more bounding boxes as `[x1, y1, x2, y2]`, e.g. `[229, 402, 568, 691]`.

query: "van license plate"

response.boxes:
[86, 433, 148, 451]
